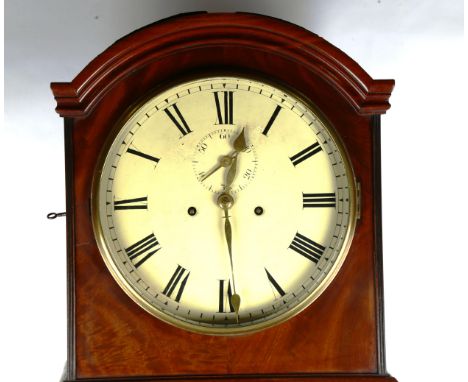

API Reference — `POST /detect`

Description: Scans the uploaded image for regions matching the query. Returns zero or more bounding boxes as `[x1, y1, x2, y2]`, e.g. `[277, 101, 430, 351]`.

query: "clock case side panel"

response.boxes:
[62, 118, 76, 381]
[371, 115, 388, 375]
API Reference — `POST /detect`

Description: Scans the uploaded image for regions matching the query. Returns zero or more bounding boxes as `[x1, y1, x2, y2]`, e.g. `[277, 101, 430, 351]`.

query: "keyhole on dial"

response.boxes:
[254, 206, 264, 216]
[188, 207, 197, 216]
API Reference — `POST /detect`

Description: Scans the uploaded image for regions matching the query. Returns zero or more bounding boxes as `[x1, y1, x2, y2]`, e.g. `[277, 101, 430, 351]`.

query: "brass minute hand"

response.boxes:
[218, 193, 241, 322]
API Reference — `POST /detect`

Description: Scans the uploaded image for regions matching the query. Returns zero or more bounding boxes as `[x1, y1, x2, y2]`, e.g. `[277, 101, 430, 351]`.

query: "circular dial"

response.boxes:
[93, 76, 356, 334]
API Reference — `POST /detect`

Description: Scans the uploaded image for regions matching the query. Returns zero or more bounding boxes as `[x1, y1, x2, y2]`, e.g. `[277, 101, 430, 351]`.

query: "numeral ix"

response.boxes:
[114, 196, 148, 210]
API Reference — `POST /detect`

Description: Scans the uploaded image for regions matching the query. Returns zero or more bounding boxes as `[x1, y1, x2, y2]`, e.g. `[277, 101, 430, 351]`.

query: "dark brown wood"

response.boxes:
[52, 12, 396, 382]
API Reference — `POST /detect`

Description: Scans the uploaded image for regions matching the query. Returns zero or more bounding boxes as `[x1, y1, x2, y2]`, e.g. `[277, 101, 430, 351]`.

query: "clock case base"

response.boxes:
[53, 12, 396, 382]
[61, 372, 397, 382]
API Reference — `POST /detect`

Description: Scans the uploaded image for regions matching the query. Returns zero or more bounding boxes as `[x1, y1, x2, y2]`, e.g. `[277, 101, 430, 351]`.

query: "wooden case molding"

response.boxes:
[52, 12, 396, 382]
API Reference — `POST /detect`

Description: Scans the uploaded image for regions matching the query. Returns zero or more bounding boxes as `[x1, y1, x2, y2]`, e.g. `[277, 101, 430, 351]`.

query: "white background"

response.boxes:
[2, 1, 466, 381]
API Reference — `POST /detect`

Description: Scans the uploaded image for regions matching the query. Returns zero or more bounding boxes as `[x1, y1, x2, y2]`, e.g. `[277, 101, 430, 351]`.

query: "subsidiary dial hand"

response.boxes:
[224, 127, 247, 190]
[225, 155, 238, 190]
[200, 155, 233, 182]
[232, 127, 248, 153]
[200, 128, 248, 183]
[218, 192, 241, 322]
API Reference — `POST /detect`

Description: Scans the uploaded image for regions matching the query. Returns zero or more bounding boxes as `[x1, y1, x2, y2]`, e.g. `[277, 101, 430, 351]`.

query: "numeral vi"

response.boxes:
[218, 279, 234, 313]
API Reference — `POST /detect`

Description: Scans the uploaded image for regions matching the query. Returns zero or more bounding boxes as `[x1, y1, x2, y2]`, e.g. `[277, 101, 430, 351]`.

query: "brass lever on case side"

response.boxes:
[47, 212, 66, 220]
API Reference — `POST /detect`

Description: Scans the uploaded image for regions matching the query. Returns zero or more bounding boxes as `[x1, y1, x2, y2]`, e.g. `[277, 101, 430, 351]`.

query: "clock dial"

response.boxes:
[93, 76, 356, 334]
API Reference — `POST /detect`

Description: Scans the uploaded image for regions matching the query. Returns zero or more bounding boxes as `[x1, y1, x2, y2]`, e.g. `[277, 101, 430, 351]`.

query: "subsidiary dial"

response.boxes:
[192, 127, 258, 193]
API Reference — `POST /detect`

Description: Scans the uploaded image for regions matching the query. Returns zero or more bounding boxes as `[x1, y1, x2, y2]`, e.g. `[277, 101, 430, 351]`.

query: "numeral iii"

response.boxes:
[302, 193, 336, 208]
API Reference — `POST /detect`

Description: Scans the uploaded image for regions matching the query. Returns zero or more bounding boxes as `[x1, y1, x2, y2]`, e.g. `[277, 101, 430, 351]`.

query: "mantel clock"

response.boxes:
[51, 12, 396, 382]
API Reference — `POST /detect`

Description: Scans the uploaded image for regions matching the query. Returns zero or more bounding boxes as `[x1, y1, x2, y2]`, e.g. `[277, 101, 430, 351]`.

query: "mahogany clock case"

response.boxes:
[51, 12, 395, 382]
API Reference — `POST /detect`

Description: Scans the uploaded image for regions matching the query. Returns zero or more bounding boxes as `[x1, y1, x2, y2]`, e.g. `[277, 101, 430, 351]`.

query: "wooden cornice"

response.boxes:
[51, 12, 394, 118]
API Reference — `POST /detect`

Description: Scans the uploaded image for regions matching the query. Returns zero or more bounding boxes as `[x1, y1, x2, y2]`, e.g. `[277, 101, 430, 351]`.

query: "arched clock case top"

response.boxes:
[51, 12, 396, 382]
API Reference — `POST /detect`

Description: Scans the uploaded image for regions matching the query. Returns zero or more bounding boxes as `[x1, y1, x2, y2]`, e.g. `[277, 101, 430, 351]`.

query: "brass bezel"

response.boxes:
[91, 73, 358, 336]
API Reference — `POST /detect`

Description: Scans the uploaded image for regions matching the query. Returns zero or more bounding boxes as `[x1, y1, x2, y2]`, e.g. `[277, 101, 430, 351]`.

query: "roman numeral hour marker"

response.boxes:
[114, 196, 148, 210]
[214, 91, 234, 124]
[302, 193, 336, 208]
[163, 265, 190, 303]
[125, 233, 161, 268]
[290, 142, 322, 166]
[127, 148, 160, 164]
[265, 268, 286, 297]
[218, 279, 235, 313]
[262, 105, 281, 136]
[164, 104, 192, 136]
[289, 232, 325, 263]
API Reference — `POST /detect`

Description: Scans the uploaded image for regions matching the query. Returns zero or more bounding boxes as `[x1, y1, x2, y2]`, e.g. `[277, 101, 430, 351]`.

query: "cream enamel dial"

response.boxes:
[93, 76, 356, 334]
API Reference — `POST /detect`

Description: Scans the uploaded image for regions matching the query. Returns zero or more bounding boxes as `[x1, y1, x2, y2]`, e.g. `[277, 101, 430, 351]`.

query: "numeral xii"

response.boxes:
[214, 91, 234, 124]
